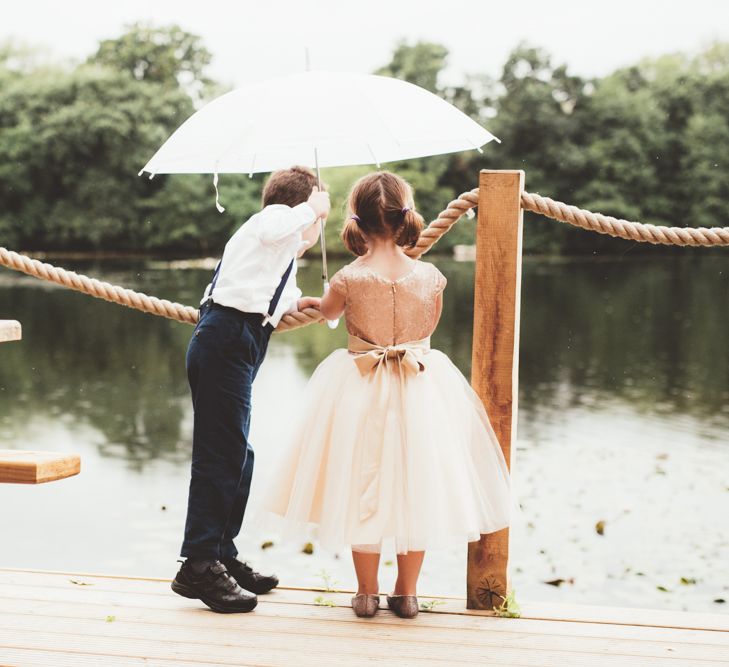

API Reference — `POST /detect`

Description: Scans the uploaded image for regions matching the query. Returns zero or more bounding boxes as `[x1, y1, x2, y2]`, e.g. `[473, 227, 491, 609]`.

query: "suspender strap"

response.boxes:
[267, 258, 295, 317]
[205, 257, 295, 318]
[208, 260, 222, 297]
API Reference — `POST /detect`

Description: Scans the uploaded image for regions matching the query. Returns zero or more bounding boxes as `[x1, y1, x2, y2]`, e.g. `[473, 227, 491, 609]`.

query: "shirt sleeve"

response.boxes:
[257, 203, 317, 244]
[328, 269, 347, 297]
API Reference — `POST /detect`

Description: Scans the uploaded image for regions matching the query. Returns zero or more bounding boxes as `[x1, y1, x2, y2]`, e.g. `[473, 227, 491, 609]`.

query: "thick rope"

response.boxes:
[0, 247, 199, 325]
[521, 192, 729, 247]
[2, 187, 727, 333]
[406, 188, 479, 259]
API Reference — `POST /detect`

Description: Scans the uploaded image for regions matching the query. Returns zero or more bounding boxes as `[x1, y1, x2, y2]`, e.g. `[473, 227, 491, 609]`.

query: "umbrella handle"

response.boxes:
[322, 281, 339, 330]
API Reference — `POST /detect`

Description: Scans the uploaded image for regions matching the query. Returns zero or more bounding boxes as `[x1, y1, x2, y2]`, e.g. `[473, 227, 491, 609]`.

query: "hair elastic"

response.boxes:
[350, 214, 361, 223]
[401, 206, 411, 214]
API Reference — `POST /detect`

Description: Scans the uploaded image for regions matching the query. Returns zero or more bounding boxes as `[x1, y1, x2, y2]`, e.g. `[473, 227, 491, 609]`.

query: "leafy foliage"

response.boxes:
[0, 29, 727, 256]
[493, 590, 521, 618]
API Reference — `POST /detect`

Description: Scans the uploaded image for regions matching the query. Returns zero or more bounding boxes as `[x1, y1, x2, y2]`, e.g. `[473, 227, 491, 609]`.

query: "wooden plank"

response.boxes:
[1, 607, 727, 663]
[0, 648, 148, 667]
[0, 319, 21, 343]
[520, 600, 729, 633]
[0, 650, 237, 667]
[467, 169, 525, 609]
[3, 595, 728, 648]
[1, 570, 728, 632]
[0, 450, 81, 484]
[2, 625, 722, 667]
[1, 572, 728, 666]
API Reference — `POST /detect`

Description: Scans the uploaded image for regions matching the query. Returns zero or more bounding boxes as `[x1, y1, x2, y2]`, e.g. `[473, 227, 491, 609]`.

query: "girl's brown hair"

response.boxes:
[341, 171, 424, 256]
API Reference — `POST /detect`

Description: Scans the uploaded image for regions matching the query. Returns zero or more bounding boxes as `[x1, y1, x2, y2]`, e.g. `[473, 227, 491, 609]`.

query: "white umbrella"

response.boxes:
[141, 71, 498, 176]
[140, 71, 499, 325]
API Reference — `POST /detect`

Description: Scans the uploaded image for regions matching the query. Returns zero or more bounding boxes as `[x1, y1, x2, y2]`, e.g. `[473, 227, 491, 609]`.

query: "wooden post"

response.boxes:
[467, 170, 524, 610]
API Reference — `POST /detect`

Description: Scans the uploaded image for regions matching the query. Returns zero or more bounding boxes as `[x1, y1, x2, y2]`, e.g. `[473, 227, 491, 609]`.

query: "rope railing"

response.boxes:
[1, 187, 727, 332]
[521, 192, 729, 247]
[0, 247, 199, 326]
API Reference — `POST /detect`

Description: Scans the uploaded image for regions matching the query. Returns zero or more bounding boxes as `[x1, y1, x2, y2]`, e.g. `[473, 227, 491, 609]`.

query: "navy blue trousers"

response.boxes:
[181, 302, 273, 560]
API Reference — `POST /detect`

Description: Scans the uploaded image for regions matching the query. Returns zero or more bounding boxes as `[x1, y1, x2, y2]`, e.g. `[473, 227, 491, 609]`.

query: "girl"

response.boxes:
[262, 171, 511, 618]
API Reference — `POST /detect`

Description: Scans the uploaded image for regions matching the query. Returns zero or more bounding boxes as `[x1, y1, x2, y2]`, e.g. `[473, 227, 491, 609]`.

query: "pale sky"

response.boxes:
[2, 0, 729, 86]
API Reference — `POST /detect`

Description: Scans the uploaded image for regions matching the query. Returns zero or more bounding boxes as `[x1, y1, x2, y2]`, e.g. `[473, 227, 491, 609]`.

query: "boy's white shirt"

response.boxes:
[202, 203, 316, 328]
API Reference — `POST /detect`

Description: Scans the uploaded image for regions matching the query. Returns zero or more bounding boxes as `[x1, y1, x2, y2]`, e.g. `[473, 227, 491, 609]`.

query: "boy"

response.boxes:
[172, 166, 330, 613]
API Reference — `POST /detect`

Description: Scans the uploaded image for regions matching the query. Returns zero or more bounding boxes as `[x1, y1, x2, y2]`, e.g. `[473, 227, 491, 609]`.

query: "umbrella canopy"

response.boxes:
[140, 70, 498, 176]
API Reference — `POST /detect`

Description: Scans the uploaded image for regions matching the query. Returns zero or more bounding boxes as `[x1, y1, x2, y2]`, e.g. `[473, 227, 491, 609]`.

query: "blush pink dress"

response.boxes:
[260, 258, 511, 553]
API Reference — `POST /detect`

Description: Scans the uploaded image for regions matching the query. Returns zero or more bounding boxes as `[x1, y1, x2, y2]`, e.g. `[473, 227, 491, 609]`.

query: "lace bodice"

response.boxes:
[328, 259, 447, 346]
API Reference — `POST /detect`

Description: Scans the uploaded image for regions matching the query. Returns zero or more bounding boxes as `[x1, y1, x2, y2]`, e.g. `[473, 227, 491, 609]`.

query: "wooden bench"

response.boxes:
[0, 450, 81, 484]
[1, 320, 81, 484]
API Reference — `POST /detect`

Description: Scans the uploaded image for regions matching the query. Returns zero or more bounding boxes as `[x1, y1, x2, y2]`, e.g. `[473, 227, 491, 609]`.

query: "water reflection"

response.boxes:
[518, 255, 729, 430]
[3, 256, 728, 454]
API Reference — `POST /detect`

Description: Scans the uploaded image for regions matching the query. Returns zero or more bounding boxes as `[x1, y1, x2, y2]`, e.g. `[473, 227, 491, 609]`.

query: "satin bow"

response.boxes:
[347, 335, 430, 521]
[348, 335, 429, 377]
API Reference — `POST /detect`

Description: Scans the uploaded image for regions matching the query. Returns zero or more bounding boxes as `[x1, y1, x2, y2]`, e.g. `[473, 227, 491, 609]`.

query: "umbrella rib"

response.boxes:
[468, 139, 484, 154]
[366, 143, 381, 168]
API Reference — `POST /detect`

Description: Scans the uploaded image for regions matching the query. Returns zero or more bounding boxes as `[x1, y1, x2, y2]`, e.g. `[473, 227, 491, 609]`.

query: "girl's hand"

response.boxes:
[297, 296, 321, 312]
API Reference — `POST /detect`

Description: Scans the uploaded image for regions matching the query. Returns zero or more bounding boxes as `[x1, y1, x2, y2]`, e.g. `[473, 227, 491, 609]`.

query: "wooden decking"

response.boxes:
[0, 569, 727, 666]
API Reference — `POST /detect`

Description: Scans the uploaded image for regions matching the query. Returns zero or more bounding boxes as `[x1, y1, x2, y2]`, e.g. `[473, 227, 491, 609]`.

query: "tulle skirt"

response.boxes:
[256, 344, 511, 554]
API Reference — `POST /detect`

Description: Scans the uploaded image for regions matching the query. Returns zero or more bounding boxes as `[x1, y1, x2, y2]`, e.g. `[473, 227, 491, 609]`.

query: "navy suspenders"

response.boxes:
[265, 259, 295, 317]
[205, 257, 295, 318]
[208, 260, 222, 296]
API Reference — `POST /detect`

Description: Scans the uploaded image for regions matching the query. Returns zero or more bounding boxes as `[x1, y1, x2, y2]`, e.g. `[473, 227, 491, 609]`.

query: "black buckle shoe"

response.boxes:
[172, 560, 258, 613]
[222, 557, 279, 595]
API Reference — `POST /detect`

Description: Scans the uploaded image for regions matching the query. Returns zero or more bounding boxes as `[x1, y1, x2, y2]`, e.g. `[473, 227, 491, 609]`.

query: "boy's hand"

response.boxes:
[297, 296, 321, 312]
[307, 187, 330, 221]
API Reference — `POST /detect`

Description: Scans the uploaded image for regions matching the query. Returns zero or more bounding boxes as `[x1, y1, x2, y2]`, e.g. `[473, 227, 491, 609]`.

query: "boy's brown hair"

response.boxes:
[262, 166, 319, 208]
[342, 171, 425, 256]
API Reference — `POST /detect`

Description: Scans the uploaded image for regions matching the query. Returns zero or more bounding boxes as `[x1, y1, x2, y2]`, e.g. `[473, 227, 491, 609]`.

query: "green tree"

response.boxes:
[2, 29, 728, 257]
[375, 41, 449, 93]
[681, 44, 729, 228]
[0, 61, 196, 250]
[90, 23, 214, 101]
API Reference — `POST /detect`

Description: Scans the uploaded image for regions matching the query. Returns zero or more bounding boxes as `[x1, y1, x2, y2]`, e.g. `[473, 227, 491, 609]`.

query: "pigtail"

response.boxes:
[396, 208, 425, 249]
[343, 171, 424, 254]
[341, 217, 369, 256]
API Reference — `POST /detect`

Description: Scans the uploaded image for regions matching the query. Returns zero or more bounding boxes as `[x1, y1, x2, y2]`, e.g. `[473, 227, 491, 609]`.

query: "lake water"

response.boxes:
[0, 254, 728, 614]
